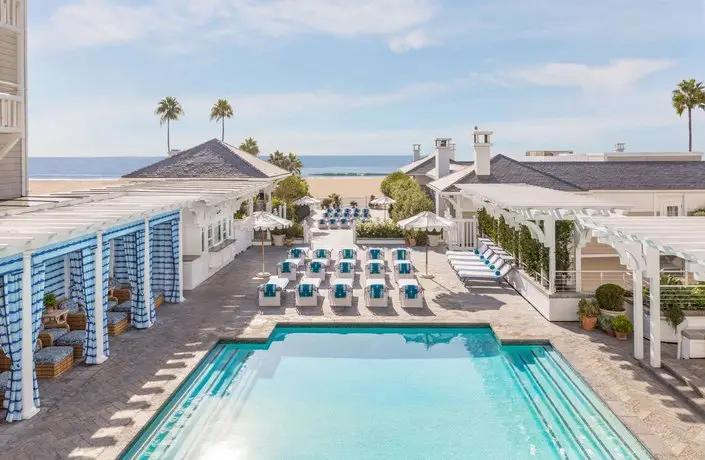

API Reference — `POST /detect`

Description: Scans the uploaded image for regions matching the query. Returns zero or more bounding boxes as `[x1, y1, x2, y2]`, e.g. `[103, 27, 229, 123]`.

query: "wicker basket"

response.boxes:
[113, 288, 132, 303]
[66, 312, 87, 331]
[0, 353, 10, 372]
[71, 344, 84, 360]
[154, 294, 165, 309]
[108, 318, 129, 336]
[36, 354, 74, 380]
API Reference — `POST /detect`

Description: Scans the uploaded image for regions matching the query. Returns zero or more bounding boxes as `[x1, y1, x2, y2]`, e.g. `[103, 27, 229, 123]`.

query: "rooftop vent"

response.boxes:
[614, 142, 626, 153]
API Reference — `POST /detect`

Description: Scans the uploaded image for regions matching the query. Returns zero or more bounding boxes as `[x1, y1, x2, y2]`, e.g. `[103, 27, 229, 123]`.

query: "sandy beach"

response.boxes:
[29, 177, 384, 202]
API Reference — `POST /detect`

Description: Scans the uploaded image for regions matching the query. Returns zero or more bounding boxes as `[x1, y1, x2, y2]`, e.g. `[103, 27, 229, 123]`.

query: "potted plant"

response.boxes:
[595, 283, 626, 318]
[427, 229, 442, 247]
[598, 315, 615, 336]
[577, 297, 600, 331]
[44, 293, 58, 312]
[271, 228, 287, 247]
[611, 315, 633, 341]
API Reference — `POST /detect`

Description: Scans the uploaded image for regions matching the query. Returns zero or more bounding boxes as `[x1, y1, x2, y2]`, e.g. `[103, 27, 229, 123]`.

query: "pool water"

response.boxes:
[122, 327, 652, 459]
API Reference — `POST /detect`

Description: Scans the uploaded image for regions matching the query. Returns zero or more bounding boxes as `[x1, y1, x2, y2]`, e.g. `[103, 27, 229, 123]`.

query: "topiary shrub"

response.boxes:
[595, 283, 626, 311]
[611, 315, 633, 333]
[356, 221, 404, 239]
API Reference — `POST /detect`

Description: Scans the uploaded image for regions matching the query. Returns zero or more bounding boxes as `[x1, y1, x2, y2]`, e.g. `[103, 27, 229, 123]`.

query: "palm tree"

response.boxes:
[672, 79, 705, 151]
[269, 150, 287, 170]
[239, 137, 260, 156]
[154, 97, 184, 153]
[210, 98, 234, 142]
[286, 152, 303, 175]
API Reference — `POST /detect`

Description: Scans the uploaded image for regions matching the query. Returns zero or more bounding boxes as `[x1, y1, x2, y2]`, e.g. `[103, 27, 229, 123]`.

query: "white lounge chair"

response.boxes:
[288, 247, 308, 265]
[328, 218, 339, 229]
[458, 264, 513, 283]
[335, 259, 356, 278]
[329, 279, 354, 307]
[311, 248, 332, 264]
[365, 279, 388, 307]
[258, 277, 289, 307]
[451, 254, 504, 270]
[365, 260, 386, 279]
[317, 218, 328, 229]
[390, 247, 409, 262]
[453, 258, 506, 273]
[276, 259, 299, 281]
[338, 248, 357, 261]
[306, 258, 329, 280]
[339, 218, 350, 229]
[393, 260, 415, 280]
[366, 247, 385, 262]
[295, 277, 322, 307]
[398, 279, 423, 308]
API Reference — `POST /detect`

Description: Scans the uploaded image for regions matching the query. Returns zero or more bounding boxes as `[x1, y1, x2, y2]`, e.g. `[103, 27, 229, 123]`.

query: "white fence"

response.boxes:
[444, 218, 477, 249]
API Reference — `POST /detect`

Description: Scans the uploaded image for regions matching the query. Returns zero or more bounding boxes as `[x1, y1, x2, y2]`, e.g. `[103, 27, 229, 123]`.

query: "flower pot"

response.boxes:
[615, 331, 628, 341]
[284, 238, 294, 247]
[428, 234, 441, 247]
[272, 234, 286, 247]
[408, 238, 416, 247]
[599, 308, 624, 319]
[581, 316, 598, 331]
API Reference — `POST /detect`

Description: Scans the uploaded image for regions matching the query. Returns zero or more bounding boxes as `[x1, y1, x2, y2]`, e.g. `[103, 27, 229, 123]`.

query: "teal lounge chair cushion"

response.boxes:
[290, 248, 304, 258]
[265, 283, 279, 297]
[395, 250, 407, 260]
[34, 346, 73, 365]
[398, 262, 411, 274]
[334, 284, 347, 299]
[404, 284, 419, 299]
[340, 262, 352, 274]
[369, 263, 381, 275]
[489, 265, 496, 270]
[319, 219, 326, 225]
[474, 248, 480, 255]
[495, 270, 501, 276]
[369, 284, 384, 299]
[315, 249, 328, 258]
[369, 248, 382, 259]
[342, 249, 355, 259]
[298, 284, 314, 297]
[310, 262, 322, 273]
[281, 261, 292, 273]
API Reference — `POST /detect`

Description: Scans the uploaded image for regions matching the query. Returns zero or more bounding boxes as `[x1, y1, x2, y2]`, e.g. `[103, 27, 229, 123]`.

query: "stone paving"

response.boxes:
[1, 227, 704, 459]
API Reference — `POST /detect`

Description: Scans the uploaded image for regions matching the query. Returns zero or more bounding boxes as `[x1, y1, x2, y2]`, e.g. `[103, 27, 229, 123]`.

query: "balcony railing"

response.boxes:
[0, 0, 21, 33]
[0, 92, 21, 134]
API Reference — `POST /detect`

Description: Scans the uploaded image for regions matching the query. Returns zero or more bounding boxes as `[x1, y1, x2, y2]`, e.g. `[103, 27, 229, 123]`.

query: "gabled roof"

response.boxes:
[400, 156, 434, 175]
[123, 139, 290, 180]
[426, 160, 475, 180]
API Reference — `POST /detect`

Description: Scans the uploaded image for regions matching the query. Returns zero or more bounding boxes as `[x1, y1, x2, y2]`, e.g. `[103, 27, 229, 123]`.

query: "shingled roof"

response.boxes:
[123, 139, 290, 180]
[431, 154, 705, 192]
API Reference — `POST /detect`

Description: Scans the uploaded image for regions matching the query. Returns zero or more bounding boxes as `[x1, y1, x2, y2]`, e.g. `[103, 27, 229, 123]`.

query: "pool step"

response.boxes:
[641, 360, 705, 418]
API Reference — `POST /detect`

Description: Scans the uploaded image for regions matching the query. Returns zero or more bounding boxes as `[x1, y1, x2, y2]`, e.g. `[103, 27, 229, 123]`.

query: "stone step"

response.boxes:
[641, 360, 705, 417]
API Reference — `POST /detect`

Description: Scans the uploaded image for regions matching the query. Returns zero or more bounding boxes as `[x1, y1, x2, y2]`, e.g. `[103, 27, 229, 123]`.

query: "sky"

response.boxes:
[27, 0, 705, 159]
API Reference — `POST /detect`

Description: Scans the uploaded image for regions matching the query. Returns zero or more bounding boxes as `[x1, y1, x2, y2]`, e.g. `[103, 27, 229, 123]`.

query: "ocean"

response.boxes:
[28, 155, 412, 179]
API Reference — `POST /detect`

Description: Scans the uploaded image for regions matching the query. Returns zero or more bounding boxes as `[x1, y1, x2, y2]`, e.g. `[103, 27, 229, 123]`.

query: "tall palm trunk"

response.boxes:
[221, 118, 225, 141]
[167, 119, 171, 153]
[688, 107, 693, 152]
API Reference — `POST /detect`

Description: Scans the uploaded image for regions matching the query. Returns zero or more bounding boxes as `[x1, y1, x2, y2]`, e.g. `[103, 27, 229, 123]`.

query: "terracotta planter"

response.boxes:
[272, 234, 286, 247]
[581, 316, 598, 331]
[428, 234, 441, 247]
[599, 308, 625, 319]
[615, 331, 628, 341]
[408, 238, 416, 247]
[284, 238, 294, 247]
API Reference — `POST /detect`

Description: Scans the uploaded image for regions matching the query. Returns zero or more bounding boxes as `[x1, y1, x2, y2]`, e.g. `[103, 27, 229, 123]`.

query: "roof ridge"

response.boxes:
[124, 138, 219, 177]
[494, 154, 586, 191]
[221, 140, 290, 177]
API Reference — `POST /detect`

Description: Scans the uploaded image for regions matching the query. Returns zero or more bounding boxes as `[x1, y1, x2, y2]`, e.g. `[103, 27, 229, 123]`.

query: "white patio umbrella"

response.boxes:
[397, 211, 454, 279]
[370, 196, 396, 220]
[245, 211, 292, 277]
[294, 196, 321, 206]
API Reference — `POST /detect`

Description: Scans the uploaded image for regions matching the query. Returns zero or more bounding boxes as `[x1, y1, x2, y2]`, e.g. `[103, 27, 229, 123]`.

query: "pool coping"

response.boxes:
[117, 321, 655, 460]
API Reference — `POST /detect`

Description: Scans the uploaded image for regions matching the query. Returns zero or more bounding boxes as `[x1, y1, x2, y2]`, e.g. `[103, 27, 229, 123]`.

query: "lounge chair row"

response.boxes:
[323, 207, 370, 218]
[285, 247, 410, 265]
[447, 239, 514, 283]
[318, 217, 371, 229]
[278, 258, 415, 281]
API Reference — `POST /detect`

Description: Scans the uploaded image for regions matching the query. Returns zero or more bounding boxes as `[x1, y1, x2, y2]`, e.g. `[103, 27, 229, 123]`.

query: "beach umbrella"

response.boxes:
[397, 211, 454, 279]
[294, 196, 321, 206]
[370, 196, 396, 220]
[244, 211, 292, 277]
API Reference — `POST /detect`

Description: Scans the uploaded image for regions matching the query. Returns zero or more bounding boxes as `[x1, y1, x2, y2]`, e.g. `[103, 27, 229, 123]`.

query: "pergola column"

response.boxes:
[178, 209, 184, 302]
[143, 218, 153, 327]
[544, 218, 556, 293]
[93, 232, 107, 364]
[633, 268, 644, 360]
[644, 245, 661, 368]
[266, 191, 272, 212]
[20, 251, 39, 419]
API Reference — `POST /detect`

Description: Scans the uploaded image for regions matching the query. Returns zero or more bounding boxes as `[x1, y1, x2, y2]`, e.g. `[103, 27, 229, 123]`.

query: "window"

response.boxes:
[666, 206, 679, 217]
[207, 225, 213, 248]
[201, 228, 205, 252]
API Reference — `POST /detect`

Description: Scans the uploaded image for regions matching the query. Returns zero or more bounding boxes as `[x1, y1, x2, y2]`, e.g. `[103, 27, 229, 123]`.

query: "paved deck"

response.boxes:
[1, 228, 704, 459]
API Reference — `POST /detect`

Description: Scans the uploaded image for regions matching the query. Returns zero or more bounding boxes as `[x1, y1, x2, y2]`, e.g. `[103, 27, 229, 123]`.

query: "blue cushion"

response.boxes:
[315, 249, 328, 259]
[55, 330, 86, 346]
[341, 249, 355, 259]
[262, 283, 278, 297]
[489, 265, 496, 270]
[369, 263, 381, 275]
[111, 301, 132, 313]
[494, 270, 501, 276]
[298, 284, 314, 297]
[290, 248, 303, 258]
[339, 262, 352, 274]
[67, 298, 83, 313]
[474, 249, 479, 255]
[369, 249, 382, 259]
[319, 219, 326, 225]
[0, 371, 10, 391]
[329, 219, 337, 225]
[43, 328, 69, 341]
[398, 262, 411, 275]
[484, 259, 490, 265]
[395, 250, 407, 261]
[341, 219, 348, 225]
[334, 284, 348, 299]
[34, 346, 73, 364]
[107, 311, 128, 325]
[281, 261, 292, 273]
[369, 284, 384, 299]
[310, 262, 322, 273]
[405, 284, 419, 299]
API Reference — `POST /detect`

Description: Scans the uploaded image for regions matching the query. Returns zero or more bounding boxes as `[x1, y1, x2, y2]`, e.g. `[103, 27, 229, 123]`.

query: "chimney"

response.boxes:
[473, 126, 493, 177]
[168, 149, 181, 157]
[435, 138, 452, 178]
[614, 142, 626, 152]
[413, 144, 421, 161]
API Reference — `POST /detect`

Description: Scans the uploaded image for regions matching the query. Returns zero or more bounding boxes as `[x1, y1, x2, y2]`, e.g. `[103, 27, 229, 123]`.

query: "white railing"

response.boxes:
[445, 218, 477, 249]
[0, 93, 21, 133]
[0, 0, 20, 32]
[555, 270, 633, 293]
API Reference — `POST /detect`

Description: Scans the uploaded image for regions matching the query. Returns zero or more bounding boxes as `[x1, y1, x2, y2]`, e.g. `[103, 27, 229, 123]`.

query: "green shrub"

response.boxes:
[390, 185, 434, 222]
[356, 221, 404, 239]
[271, 227, 287, 236]
[381, 171, 413, 198]
[286, 222, 304, 238]
[595, 283, 625, 311]
[578, 297, 599, 318]
[597, 315, 613, 333]
[43, 293, 57, 309]
[405, 229, 427, 245]
[321, 198, 333, 209]
[273, 175, 309, 203]
[611, 315, 633, 333]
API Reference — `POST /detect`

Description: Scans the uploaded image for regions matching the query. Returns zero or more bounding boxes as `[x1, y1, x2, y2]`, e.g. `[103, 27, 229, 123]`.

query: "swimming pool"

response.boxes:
[122, 327, 652, 459]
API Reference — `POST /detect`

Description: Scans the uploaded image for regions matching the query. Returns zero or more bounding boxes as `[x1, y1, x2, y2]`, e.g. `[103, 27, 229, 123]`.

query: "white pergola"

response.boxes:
[455, 184, 630, 292]
[577, 215, 705, 368]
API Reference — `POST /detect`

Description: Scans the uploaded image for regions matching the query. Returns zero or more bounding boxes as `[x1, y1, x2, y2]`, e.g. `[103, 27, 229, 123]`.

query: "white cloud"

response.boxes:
[32, 0, 439, 53]
[388, 29, 432, 53]
[513, 59, 674, 92]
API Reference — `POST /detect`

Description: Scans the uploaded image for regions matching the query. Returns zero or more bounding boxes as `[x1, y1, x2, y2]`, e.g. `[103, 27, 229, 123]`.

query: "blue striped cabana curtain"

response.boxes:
[113, 237, 129, 284]
[80, 247, 100, 364]
[126, 230, 153, 328]
[168, 218, 180, 303]
[0, 271, 24, 421]
[29, 261, 45, 409]
[101, 239, 110, 358]
[68, 251, 85, 307]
